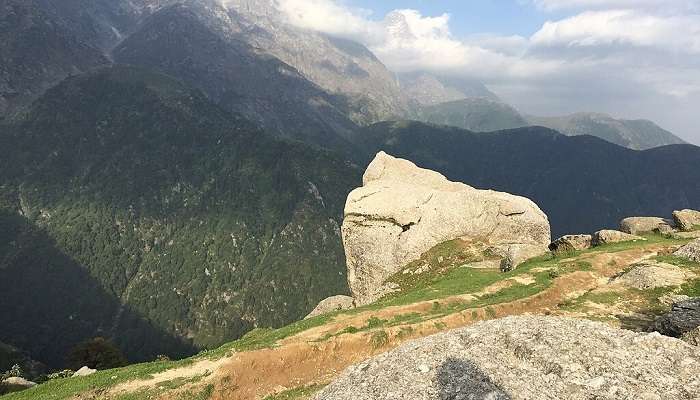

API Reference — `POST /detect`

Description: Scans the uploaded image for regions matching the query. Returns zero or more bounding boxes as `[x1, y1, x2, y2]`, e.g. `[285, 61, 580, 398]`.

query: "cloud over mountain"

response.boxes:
[266, 0, 700, 144]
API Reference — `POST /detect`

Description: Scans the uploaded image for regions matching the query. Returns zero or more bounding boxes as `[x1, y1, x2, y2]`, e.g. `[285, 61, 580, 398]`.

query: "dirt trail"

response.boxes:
[111, 245, 672, 400]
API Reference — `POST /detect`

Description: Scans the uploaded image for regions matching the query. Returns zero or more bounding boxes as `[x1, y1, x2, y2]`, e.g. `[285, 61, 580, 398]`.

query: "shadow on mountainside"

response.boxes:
[0, 210, 195, 369]
[438, 358, 512, 400]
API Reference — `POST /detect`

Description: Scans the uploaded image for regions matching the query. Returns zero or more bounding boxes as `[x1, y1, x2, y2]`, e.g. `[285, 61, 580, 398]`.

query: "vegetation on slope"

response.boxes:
[0, 65, 360, 368]
[356, 121, 700, 237]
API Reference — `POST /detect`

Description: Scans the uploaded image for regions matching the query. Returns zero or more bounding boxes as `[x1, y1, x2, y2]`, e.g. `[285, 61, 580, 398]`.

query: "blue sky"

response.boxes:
[346, 0, 566, 37]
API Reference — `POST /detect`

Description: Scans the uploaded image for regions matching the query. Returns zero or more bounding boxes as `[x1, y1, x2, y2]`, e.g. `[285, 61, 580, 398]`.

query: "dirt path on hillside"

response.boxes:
[109, 245, 672, 400]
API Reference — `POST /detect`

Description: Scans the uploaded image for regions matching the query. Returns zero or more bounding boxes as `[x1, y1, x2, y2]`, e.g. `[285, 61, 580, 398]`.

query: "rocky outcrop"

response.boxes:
[620, 217, 675, 235]
[655, 298, 700, 338]
[549, 235, 592, 253]
[305, 296, 355, 319]
[673, 210, 700, 232]
[314, 316, 700, 400]
[682, 327, 700, 346]
[675, 239, 700, 262]
[0, 377, 36, 394]
[592, 229, 644, 246]
[342, 152, 551, 305]
[613, 262, 691, 290]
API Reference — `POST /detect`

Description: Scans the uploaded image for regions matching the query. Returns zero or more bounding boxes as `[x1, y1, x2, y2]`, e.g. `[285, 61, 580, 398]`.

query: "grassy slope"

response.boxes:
[5, 233, 695, 400]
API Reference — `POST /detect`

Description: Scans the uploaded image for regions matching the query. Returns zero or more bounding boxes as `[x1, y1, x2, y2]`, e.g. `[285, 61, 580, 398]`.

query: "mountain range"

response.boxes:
[0, 0, 698, 372]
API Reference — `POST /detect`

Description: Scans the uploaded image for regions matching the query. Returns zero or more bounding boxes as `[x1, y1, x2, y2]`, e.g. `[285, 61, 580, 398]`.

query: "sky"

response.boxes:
[275, 0, 700, 144]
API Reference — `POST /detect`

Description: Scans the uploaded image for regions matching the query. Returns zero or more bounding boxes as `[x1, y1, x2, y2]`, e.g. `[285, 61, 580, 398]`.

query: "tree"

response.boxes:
[66, 337, 127, 370]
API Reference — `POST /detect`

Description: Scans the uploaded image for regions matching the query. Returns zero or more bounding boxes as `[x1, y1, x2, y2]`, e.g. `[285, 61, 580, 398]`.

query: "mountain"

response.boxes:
[416, 98, 528, 132]
[113, 2, 358, 151]
[224, 0, 410, 125]
[354, 121, 700, 237]
[0, 66, 360, 368]
[527, 113, 687, 150]
[397, 71, 500, 106]
[0, 0, 109, 118]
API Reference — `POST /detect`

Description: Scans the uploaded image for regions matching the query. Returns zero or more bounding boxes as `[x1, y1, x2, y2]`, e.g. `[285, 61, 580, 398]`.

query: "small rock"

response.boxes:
[620, 217, 675, 235]
[1, 377, 37, 394]
[549, 235, 592, 253]
[73, 366, 97, 377]
[673, 209, 700, 232]
[681, 326, 700, 346]
[591, 230, 644, 246]
[613, 262, 690, 290]
[305, 295, 356, 319]
[655, 298, 700, 338]
[674, 239, 700, 263]
[418, 364, 430, 373]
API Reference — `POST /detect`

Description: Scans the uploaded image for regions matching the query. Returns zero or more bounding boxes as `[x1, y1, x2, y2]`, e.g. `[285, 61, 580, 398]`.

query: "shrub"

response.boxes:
[66, 337, 127, 370]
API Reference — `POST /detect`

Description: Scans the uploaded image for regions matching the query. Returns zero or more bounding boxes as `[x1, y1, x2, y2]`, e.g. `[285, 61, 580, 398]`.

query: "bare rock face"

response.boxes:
[0, 377, 36, 394]
[675, 239, 700, 262]
[305, 295, 355, 319]
[620, 217, 675, 235]
[342, 152, 551, 305]
[549, 235, 592, 253]
[592, 229, 644, 246]
[314, 316, 700, 400]
[674, 210, 700, 232]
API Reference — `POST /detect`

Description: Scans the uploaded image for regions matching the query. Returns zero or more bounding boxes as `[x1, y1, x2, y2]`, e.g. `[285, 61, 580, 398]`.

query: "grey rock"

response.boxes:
[655, 298, 700, 338]
[620, 217, 675, 235]
[1, 377, 36, 394]
[305, 295, 355, 319]
[315, 316, 700, 400]
[674, 210, 700, 232]
[72, 366, 97, 377]
[592, 229, 644, 246]
[342, 152, 551, 304]
[675, 239, 700, 262]
[613, 262, 691, 290]
[549, 235, 592, 253]
[682, 327, 700, 346]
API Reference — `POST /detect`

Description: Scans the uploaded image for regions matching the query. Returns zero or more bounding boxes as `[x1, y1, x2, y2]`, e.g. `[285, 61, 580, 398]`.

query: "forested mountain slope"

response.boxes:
[0, 66, 359, 368]
[356, 121, 700, 237]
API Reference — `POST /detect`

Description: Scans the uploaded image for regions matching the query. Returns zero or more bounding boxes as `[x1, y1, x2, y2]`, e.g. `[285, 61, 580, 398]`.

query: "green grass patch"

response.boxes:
[370, 331, 389, 349]
[1, 358, 194, 400]
[680, 279, 700, 297]
[656, 255, 700, 270]
[263, 384, 326, 400]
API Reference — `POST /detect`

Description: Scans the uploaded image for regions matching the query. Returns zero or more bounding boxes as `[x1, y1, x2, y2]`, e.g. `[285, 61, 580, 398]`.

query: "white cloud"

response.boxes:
[270, 0, 700, 143]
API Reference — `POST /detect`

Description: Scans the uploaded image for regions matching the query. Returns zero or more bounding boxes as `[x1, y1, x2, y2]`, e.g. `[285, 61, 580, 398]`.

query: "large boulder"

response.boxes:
[305, 295, 355, 319]
[673, 209, 700, 232]
[591, 229, 644, 246]
[549, 235, 592, 253]
[655, 298, 700, 338]
[342, 152, 551, 305]
[72, 366, 97, 377]
[675, 239, 700, 262]
[620, 217, 675, 235]
[314, 316, 700, 400]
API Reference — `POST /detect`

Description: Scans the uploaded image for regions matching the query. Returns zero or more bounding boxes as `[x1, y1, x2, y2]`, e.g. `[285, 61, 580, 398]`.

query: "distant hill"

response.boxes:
[0, 66, 359, 368]
[527, 113, 686, 150]
[355, 121, 700, 237]
[397, 71, 500, 106]
[416, 98, 528, 132]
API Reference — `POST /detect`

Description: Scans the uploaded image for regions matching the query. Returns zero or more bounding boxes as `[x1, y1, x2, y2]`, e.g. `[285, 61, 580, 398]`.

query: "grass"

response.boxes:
[6, 233, 687, 400]
[656, 255, 700, 270]
[1, 358, 194, 400]
[263, 384, 326, 400]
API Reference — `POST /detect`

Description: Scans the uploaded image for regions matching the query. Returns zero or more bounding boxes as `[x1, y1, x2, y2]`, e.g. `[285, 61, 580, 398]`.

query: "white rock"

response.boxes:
[73, 366, 97, 377]
[675, 239, 700, 262]
[620, 217, 675, 235]
[305, 295, 355, 319]
[592, 230, 644, 246]
[342, 152, 550, 304]
[614, 262, 691, 290]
